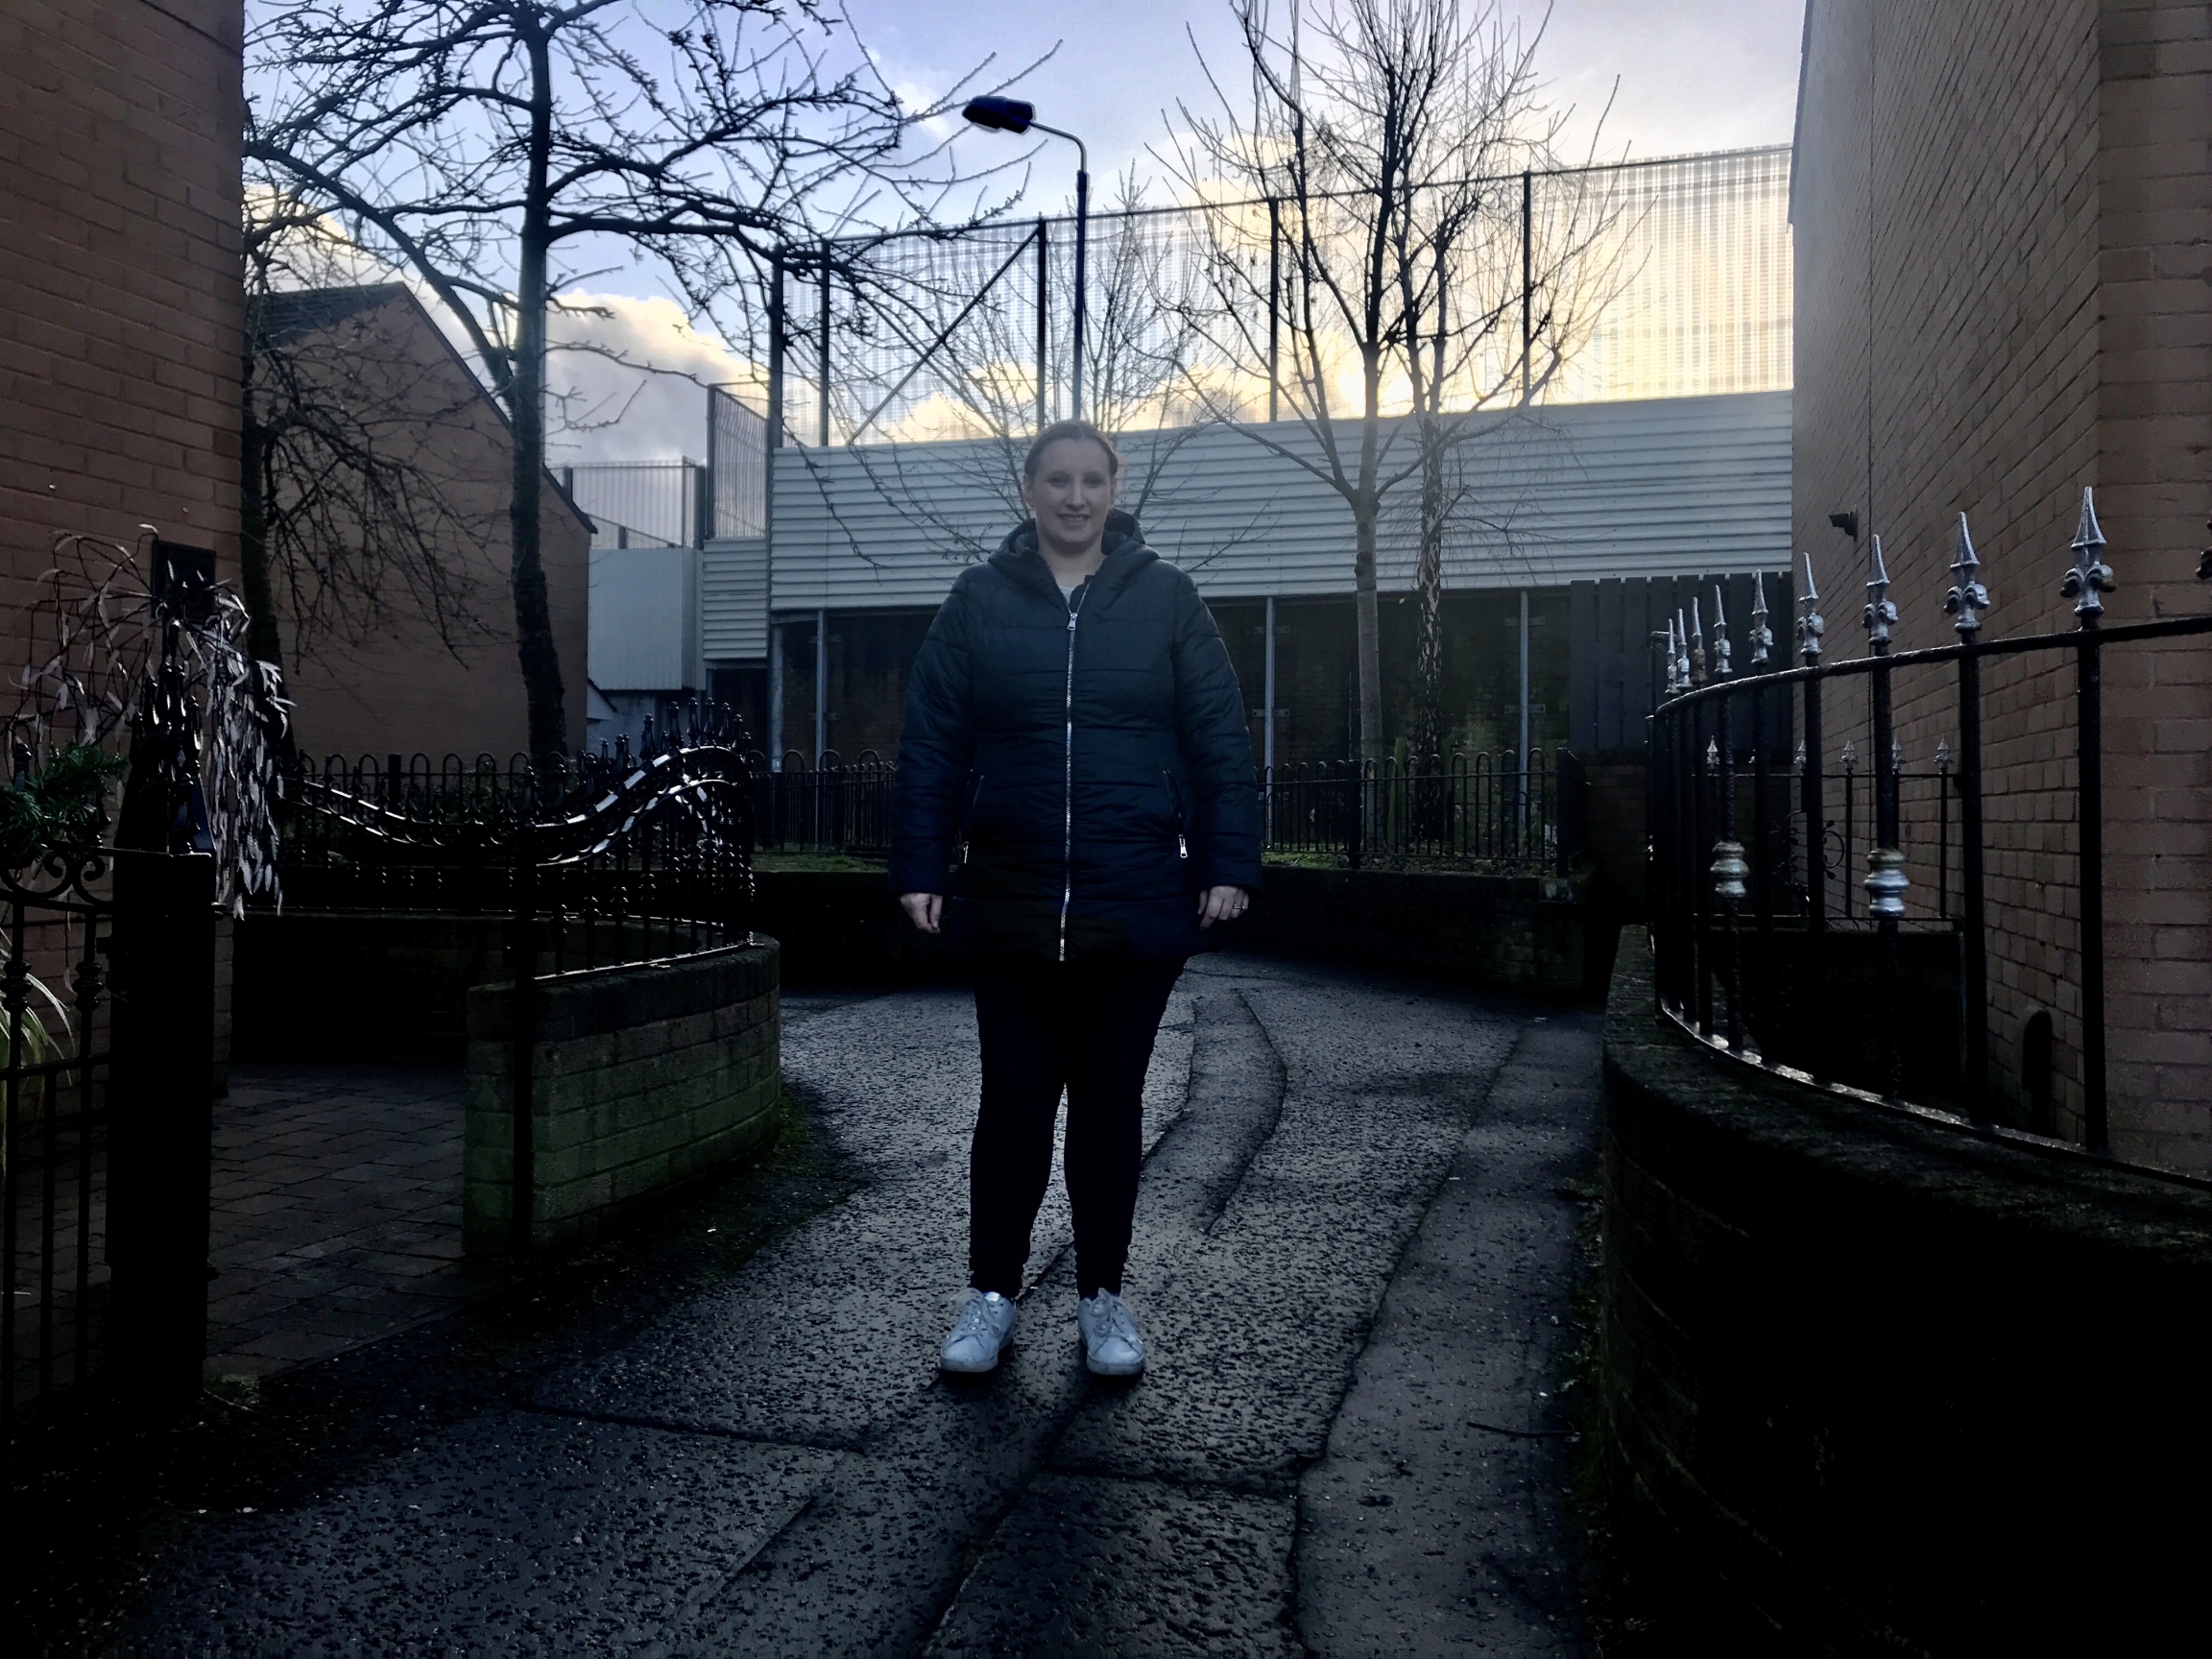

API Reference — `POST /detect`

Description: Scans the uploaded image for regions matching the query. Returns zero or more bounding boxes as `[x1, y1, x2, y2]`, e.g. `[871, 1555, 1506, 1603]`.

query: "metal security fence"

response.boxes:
[775, 147, 1791, 449]
[1646, 488, 2208, 1174]
[559, 387, 766, 549]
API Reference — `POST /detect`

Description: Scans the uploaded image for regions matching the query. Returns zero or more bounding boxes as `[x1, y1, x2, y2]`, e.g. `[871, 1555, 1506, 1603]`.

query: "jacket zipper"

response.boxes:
[1059, 585, 1088, 961]
[1164, 769, 1188, 859]
[959, 772, 984, 866]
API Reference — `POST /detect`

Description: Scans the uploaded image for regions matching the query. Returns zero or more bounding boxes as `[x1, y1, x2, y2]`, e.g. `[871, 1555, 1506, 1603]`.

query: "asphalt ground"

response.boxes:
[58, 952, 1600, 1658]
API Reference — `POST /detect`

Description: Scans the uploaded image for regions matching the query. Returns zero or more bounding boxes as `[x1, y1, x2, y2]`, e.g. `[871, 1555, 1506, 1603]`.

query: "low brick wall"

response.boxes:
[464, 938, 781, 1255]
[1238, 865, 1609, 998]
[1600, 929, 2212, 1652]
[234, 911, 670, 1060]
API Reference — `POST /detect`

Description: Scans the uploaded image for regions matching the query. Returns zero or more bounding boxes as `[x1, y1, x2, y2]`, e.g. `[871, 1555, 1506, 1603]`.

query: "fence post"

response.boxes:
[2061, 490, 2112, 1151]
[1035, 216, 1050, 428]
[104, 850, 217, 1407]
[1520, 168, 1533, 404]
[1267, 197, 1281, 422]
[1862, 539, 1907, 1101]
[1797, 557, 1827, 938]
[1942, 517, 1990, 1117]
[767, 246, 785, 451]
[817, 241, 832, 447]
[507, 822, 539, 1253]
[1748, 573, 1776, 1051]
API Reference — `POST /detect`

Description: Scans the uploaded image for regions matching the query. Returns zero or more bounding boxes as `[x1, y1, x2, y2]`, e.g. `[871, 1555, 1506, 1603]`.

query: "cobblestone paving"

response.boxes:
[204, 1064, 499, 1379]
[131, 955, 1599, 1656]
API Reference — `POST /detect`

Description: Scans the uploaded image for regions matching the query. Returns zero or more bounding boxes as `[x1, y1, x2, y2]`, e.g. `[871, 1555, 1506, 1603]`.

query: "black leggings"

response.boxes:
[969, 954, 1185, 1300]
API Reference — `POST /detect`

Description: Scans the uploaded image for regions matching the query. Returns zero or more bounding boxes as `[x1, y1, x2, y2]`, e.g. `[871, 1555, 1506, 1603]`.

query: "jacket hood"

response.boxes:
[988, 509, 1155, 603]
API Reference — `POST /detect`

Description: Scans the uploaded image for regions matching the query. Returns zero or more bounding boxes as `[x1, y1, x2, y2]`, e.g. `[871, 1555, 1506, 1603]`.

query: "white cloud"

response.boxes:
[542, 292, 764, 464]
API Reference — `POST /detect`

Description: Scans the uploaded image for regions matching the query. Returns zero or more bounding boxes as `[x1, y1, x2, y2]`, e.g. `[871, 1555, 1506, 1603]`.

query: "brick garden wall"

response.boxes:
[0, 0, 244, 628]
[464, 939, 781, 1255]
[1601, 931, 2212, 1650]
[1792, 0, 2212, 1167]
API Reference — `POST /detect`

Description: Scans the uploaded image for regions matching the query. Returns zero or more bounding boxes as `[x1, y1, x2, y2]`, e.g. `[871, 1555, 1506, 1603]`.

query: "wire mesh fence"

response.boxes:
[778, 147, 1791, 449]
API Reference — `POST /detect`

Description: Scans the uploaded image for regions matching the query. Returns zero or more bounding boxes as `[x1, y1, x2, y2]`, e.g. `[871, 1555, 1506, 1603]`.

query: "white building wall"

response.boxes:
[761, 390, 1791, 615]
[702, 537, 768, 661]
[589, 544, 701, 690]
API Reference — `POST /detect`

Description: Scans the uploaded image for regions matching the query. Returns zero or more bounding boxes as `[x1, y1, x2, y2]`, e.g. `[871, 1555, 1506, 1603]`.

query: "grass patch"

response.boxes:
[753, 851, 888, 874]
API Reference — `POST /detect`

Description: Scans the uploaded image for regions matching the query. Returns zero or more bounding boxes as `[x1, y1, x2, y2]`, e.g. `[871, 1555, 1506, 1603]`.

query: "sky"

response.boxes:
[558, 0, 1808, 462]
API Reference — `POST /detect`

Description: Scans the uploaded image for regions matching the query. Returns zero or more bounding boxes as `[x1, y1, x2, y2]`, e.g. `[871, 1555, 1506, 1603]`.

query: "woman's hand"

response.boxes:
[1196, 885, 1249, 928]
[901, 893, 944, 934]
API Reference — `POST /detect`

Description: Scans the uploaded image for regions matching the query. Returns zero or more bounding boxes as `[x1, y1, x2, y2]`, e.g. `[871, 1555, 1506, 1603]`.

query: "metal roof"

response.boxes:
[761, 390, 1790, 618]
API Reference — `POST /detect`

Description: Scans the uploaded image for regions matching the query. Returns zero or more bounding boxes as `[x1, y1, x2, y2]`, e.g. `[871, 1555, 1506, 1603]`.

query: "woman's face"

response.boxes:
[1022, 438, 1118, 553]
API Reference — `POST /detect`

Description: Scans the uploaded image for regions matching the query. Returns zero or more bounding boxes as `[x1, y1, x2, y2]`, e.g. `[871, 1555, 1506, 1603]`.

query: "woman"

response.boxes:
[891, 420, 1262, 1378]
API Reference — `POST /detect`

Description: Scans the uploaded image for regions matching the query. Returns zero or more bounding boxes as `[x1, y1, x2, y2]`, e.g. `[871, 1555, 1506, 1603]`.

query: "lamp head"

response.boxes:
[962, 97, 1036, 134]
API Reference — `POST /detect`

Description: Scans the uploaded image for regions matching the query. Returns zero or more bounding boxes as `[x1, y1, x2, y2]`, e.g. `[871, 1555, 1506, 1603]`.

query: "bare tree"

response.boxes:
[241, 190, 504, 678]
[247, 0, 974, 757]
[1166, 0, 1622, 761]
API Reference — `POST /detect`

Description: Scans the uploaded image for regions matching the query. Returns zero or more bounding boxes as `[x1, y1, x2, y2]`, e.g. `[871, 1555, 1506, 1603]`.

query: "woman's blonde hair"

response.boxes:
[1022, 420, 1122, 480]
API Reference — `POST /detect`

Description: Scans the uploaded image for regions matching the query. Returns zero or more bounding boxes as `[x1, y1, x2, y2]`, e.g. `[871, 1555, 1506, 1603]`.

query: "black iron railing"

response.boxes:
[278, 719, 757, 1252]
[752, 751, 894, 856]
[750, 750, 1586, 874]
[1647, 490, 2206, 1174]
[1263, 752, 1581, 872]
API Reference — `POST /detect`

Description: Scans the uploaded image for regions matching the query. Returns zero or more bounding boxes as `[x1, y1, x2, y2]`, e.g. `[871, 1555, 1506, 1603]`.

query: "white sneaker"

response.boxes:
[941, 1288, 1018, 1374]
[1076, 1289, 1145, 1377]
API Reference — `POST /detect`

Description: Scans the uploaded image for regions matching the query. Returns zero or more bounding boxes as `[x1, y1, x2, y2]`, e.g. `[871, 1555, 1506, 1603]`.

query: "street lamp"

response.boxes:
[962, 96, 1089, 422]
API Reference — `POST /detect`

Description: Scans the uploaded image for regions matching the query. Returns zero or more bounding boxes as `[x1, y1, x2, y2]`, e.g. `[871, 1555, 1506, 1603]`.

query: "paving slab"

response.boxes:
[1294, 1012, 1601, 1657]
[123, 1409, 843, 1658]
[130, 956, 1599, 1657]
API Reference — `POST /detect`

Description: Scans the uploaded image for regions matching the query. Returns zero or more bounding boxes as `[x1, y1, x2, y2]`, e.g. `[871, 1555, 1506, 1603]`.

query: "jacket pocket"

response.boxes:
[1162, 769, 1189, 861]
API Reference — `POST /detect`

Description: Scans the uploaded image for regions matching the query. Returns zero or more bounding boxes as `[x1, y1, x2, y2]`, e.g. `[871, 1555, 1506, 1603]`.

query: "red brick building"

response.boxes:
[1, 0, 245, 633]
[1792, 0, 2212, 1167]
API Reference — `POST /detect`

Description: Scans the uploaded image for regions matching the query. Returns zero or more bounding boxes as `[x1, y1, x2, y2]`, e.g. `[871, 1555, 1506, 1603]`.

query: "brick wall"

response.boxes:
[1792, 0, 2212, 1167]
[464, 940, 781, 1254]
[1601, 933, 2212, 1649]
[0, 0, 244, 644]
[271, 289, 591, 760]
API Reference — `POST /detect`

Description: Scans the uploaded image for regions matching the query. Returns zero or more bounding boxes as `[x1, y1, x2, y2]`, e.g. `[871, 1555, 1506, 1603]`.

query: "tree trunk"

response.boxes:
[1412, 426, 1447, 762]
[1353, 501, 1383, 764]
[510, 24, 567, 761]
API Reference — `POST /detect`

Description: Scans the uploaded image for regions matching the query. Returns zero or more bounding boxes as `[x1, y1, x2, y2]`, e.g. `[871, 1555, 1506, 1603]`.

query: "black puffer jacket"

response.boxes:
[890, 511, 1263, 961]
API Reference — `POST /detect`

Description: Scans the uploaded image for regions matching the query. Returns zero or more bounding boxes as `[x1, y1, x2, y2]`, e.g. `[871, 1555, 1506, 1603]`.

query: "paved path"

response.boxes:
[127, 955, 1599, 1656]
[204, 1063, 495, 1378]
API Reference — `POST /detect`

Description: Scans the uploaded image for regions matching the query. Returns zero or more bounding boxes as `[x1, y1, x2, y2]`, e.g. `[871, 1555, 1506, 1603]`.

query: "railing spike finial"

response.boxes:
[1797, 553, 1825, 664]
[1690, 598, 1707, 684]
[1863, 534, 1896, 649]
[1936, 736, 1952, 767]
[1675, 609, 1692, 688]
[1944, 512, 1989, 636]
[1711, 584, 1733, 678]
[1663, 616, 1681, 695]
[1749, 571, 1774, 667]
[2060, 486, 2114, 619]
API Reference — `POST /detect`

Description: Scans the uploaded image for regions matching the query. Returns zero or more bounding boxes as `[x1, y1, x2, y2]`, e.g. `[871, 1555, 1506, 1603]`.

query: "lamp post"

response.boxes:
[963, 96, 1089, 421]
